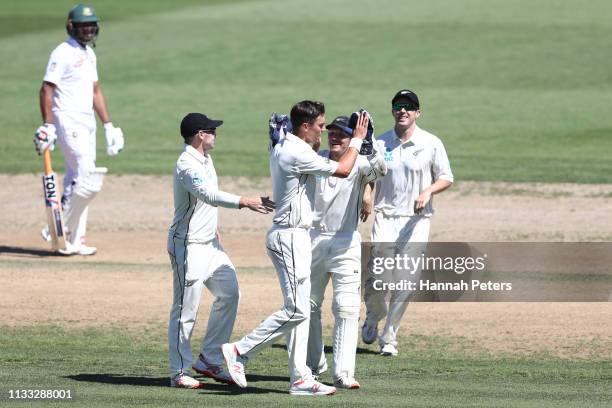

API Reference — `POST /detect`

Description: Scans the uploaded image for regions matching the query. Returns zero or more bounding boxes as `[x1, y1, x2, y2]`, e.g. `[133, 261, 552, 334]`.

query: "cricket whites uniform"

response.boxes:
[167, 145, 241, 378]
[307, 146, 386, 382]
[43, 37, 99, 247]
[232, 132, 338, 384]
[364, 125, 453, 347]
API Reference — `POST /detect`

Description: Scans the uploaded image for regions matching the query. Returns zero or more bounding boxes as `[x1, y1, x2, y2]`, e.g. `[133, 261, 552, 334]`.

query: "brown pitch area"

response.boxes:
[1, 175, 611, 359]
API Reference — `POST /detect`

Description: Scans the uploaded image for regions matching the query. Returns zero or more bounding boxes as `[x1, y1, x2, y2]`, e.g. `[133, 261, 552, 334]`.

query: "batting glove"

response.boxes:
[269, 112, 292, 149]
[104, 122, 124, 156]
[349, 109, 375, 155]
[33, 123, 57, 155]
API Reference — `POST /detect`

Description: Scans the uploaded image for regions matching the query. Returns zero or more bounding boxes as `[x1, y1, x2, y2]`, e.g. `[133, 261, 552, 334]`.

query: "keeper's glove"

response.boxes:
[349, 109, 374, 155]
[268, 112, 292, 149]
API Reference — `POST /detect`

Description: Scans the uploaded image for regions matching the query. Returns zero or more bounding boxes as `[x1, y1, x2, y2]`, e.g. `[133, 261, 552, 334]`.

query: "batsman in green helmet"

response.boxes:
[66, 3, 100, 47]
[33, 3, 126, 256]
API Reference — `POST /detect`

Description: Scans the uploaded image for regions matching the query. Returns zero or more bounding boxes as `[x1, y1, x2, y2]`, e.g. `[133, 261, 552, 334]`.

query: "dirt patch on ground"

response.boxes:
[1, 175, 611, 359]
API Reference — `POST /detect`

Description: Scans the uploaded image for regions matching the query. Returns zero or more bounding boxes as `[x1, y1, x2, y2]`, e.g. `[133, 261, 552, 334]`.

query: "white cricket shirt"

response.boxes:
[168, 145, 240, 244]
[374, 125, 453, 217]
[43, 37, 98, 114]
[313, 148, 386, 233]
[270, 132, 338, 229]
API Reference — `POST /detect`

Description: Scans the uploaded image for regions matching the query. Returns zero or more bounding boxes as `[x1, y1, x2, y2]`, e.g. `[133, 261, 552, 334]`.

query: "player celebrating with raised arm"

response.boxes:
[222, 101, 369, 396]
[306, 113, 387, 389]
[167, 113, 275, 389]
[33, 3, 124, 255]
[362, 89, 454, 357]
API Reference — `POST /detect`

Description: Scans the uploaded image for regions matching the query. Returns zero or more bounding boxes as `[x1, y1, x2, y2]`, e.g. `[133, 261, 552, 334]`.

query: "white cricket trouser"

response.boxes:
[363, 212, 430, 347]
[56, 111, 97, 246]
[167, 237, 240, 377]
[307, 230, 361, 381]
[234, 226, 312, 384]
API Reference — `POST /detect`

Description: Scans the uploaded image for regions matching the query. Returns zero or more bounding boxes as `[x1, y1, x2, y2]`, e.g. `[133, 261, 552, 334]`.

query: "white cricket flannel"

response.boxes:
[270, 133, 339, 229]
[374, 125, 453, 217]
[313, 148, 387, 233]
[168, 145, 240, 243]
[43, 37, 98, 114]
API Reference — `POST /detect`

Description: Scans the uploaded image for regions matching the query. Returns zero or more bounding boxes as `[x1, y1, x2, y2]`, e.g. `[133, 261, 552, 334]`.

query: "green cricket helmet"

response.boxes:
[66, 4, 99, 45]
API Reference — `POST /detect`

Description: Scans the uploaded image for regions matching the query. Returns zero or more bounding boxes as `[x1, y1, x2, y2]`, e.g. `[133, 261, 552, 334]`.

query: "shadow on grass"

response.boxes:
[0, 245, 67, 258]
[66, 374, 168, 387]
[66, 373, 288, 394]
[271, 343, 379, 355]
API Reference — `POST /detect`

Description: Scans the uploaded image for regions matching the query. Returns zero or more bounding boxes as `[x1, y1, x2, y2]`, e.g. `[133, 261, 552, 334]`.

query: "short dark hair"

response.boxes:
[290, 100, 325, 131]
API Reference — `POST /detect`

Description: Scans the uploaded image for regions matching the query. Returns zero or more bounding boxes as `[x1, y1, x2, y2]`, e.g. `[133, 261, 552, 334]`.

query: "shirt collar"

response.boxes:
[67, 37, 87, 50]
[184, 145, 208, 165]
[395, 125, 422, 145]
[286, 132, 313, 148]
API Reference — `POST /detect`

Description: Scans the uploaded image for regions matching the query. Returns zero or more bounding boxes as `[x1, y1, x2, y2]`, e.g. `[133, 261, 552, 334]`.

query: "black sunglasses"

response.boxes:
[200, 129, 216, 135]
[392, 103, 417, 112]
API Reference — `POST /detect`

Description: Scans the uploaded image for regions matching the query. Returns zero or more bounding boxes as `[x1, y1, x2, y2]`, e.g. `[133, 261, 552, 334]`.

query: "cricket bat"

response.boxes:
[42, 149, 67, 251]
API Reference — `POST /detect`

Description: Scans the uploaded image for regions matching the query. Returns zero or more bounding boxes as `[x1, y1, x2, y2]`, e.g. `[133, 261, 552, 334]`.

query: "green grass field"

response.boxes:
[1, 326, 610, 407]
[1, 0, 611, 181]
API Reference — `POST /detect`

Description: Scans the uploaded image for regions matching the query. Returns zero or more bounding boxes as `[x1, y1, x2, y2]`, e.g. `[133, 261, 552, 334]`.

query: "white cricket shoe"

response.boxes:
[58, 242, 97, 256]
[380, 343, 398, 356]
[361, 319, 378, 344]
[170, 373, 202, 389]
[289, 378, 336, 396]
[334, 376, 361, 389]
[221, 343, 247, 388]
[193, 353, 235, 385]
[41, 226, 51, 242]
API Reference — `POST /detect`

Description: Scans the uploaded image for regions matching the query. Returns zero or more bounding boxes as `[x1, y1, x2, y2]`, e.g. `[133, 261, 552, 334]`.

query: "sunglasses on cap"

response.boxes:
[392, 103, 418, 112]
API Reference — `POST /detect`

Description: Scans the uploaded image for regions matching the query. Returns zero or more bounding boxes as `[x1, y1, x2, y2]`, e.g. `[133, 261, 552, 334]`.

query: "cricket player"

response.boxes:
[307, 113, 387, 389]
[222, 101, 370, 396]
[168, 112, 274, 389]
[33, 3, 124, 255]
[362, 89, 453, 356]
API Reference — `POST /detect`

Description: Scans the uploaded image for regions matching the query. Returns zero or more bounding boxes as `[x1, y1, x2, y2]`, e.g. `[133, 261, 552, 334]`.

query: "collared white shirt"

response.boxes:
[313, 148, 386, 233]
[270, 132, 339, 229]
[43, 37, 98, 114]
[168, 145, 240, 244]
[374, 125, 453, 217]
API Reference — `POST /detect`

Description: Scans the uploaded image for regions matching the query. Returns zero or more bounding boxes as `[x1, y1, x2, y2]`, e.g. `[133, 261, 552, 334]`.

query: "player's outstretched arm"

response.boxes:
[239, 196, 275, 214]
[333, 111, 369, 178]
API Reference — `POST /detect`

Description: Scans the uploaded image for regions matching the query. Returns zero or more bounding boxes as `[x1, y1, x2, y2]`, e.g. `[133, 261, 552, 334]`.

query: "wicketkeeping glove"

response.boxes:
[104, 122, 124, 156]
[268, 112, 292, 149]
[33, 123, 57, 155]
[348, 109, 375, 155]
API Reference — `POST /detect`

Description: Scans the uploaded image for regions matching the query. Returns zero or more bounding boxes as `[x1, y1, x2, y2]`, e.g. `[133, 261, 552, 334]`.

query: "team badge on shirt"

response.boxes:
[384, 148, 393, 162]
[192, 173, 203, 186]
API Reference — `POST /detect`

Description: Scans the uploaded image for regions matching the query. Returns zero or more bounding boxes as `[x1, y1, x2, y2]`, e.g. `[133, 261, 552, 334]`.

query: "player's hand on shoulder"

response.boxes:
[239, 196, 276, 214]
[33, 123, 57, 155]
[104, 122, 124, 156]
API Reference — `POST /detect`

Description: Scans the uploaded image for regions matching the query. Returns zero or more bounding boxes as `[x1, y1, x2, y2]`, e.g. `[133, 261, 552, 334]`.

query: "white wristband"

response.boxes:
[348, 138, 363, 151]
[104, 122, 114, 131]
